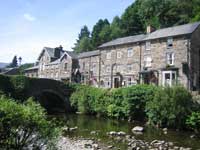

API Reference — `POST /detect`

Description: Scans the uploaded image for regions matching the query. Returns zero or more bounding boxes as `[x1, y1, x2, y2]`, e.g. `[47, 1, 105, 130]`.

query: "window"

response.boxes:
[106, 65, 111, 73]
[162, 71, 177, 86]
[144, 56, 152, 67]
[127, 64, 133, 72]
[127, 77, 132, 86]
[127, 48, 133, 57]
[167, 37, 173, 48]
[106, 51, 111, 59]
[166, 52, 174, 66]
[83, 62, 85, 70]
[117, 51, 122, 59]
[145, 41, 151, 50]
[64, 63, 68, 70]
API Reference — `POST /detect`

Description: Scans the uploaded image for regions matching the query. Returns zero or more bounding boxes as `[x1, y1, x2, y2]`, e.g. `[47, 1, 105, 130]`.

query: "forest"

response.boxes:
[73, 0, 200, 53]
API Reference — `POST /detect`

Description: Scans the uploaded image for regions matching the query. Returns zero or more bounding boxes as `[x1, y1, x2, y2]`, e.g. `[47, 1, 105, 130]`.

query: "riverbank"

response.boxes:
[57, 136, 109, 150]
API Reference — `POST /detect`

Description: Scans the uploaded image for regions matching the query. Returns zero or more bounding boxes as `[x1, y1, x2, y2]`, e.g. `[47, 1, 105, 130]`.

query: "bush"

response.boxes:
[0, 96, 60, 150]
[70, 84, 156, 120]
[186, 112, 200, 134]
[145, 86, 193, 129]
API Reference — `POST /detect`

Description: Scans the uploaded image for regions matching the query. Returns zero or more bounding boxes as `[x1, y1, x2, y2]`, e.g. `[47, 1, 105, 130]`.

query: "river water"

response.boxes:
[58, 114, 200, 149]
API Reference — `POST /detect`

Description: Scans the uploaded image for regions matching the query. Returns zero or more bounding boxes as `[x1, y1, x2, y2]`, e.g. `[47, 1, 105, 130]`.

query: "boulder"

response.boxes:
[132, 126, 144, 133]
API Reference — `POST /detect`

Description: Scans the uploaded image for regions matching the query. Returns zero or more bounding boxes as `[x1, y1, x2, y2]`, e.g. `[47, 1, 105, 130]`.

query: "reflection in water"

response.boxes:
[56, 114, 200, 149]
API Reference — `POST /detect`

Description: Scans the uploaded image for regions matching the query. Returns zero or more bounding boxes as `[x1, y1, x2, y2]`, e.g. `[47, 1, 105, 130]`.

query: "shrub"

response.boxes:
[70, 84, 156, 120]
[146, 86, 193, 128]
[0, 96, 60, 150]
[186, 112, 200, 134]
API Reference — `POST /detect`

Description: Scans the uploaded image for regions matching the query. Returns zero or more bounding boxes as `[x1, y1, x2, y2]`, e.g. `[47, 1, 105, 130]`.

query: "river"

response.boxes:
[57, 114, 200, 150]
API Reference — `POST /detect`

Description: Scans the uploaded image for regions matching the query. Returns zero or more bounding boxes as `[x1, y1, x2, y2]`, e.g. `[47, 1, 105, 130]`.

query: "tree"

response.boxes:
[110, 16, 124, 40]
[7, 56, 18, 68]
[91, 19, 110, 48]
[0, 96, 60, 150]
[73, 25, 92, 53]
[121, 1, 144, 36]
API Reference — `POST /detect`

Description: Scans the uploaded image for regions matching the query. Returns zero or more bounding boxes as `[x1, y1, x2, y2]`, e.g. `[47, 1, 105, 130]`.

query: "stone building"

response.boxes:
[78, 50, 100, 87]
[139, 22, 200, 91]
[25, 22, 200, 91]
[98, 21, 200, 90]
[25, 46, 79, 82]
[98, 35, 146, 88]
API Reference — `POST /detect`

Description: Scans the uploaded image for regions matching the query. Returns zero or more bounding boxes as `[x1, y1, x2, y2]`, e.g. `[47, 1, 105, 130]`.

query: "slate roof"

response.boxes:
[78, 50, 99, 59]
[38, 47, 77, 60]
[98, 22, 200, 48]
[24, 66, 39, 71]
[99, 34, 146, 48]
[144, 22, 200, 40]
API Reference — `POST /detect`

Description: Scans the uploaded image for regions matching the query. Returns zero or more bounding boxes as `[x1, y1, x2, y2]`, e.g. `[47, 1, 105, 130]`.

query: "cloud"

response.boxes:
[23, 13, 36, 22]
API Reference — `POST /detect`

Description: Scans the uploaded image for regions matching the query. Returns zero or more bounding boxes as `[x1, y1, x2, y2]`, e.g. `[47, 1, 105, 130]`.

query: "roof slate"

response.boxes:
[144, 22, 200, 40]
[99, 34, 146, 48]
[78, 50, 99, 58]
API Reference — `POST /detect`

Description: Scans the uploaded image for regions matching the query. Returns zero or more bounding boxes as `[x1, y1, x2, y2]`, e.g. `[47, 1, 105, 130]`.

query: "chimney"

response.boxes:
[59, 45, 63, 51]
[54, 45, 63, 58]
[146, 25, 155, 34]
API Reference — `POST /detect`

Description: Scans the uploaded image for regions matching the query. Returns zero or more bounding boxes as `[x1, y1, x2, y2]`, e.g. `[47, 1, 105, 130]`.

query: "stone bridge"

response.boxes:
[25, 78, 74, 114]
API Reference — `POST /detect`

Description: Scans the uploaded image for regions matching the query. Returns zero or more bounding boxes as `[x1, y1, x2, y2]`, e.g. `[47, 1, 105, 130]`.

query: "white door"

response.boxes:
[162, 71, 177, 87]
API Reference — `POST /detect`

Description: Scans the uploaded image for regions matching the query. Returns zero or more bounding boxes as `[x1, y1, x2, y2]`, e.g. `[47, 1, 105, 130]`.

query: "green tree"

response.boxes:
[0, 96, 60, 150]
[73, 25, 92, 53]
[110, 16, 124, 39]
[120, 1, 144, 36]
[7, 55, 18, 68]
[91, 19, 110, 48]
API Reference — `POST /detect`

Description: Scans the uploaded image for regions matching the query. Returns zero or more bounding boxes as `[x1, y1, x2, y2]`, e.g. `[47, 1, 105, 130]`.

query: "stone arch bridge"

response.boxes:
[25, 78, 74, 114]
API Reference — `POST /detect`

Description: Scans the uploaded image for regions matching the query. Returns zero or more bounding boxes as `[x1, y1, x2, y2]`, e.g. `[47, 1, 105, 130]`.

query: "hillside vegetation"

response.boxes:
[73, 0, 200, 53]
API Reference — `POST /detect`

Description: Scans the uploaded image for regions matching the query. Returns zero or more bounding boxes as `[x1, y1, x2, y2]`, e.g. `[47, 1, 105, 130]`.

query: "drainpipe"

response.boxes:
[187, 38, 191, 90]
[98, 50, 101, 87]
[111, 63, 116, 88]
[139, 43, 142, 84]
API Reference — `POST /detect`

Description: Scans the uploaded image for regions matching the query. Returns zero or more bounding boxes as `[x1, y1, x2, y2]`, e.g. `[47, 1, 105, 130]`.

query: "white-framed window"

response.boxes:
[162, 71, 177, 87]
[106, 65, 111, 73]
[127, 64, 133, 72]
[144, 56, 152, 67]
[166, 52, 174, 66]
[117, 51, 122, 59]
[64, 63, 68, 70]
[104, 78, 110, 88]
[106, 51, 111, 59]
[92, 63, 96, 73]
[83, 62, 85, 70]
[127, 48, 133, 57]
[167, 37, 173, 48]
[145, 41, 151, 50]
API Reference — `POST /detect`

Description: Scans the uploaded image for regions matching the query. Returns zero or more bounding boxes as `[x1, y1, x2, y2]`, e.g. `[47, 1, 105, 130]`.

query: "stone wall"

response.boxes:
[140, 36, 190, 88]
[99, 43, 141, 88]
[79, 55, 99, 86]
[191, 26, 200, 90]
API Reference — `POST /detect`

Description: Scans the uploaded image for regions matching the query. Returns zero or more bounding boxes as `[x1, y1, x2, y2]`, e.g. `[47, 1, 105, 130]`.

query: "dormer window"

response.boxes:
[167, 37, 173, 48]
[145, 41, 151, 50]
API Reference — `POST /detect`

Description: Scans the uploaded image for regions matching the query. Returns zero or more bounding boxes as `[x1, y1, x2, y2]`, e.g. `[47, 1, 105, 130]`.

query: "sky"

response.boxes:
[0, 0, 133, 63]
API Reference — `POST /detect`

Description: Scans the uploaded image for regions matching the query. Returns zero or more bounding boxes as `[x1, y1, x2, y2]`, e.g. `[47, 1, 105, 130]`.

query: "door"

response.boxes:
[162, 71, 177, 86]
[114, 77, 120, 88]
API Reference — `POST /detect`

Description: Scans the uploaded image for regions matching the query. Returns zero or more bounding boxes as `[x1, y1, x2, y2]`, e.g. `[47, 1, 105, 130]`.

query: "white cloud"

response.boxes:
[23, 13, 36, 22]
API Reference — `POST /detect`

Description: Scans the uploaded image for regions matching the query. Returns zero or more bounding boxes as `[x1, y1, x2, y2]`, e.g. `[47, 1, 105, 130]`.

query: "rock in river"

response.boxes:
[132, 126, 144, 133]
